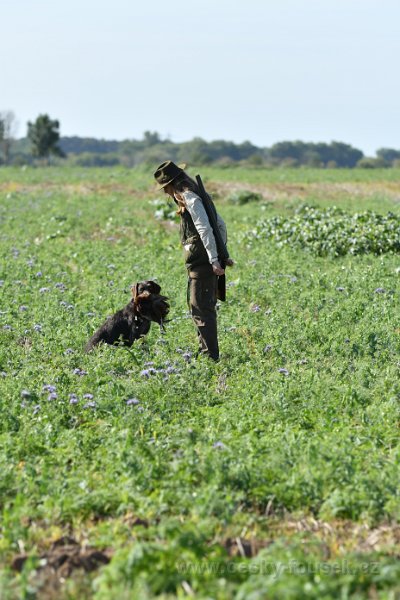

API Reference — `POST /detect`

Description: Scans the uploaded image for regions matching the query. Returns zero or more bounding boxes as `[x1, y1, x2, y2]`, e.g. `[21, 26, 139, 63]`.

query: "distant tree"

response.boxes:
[328, 141, 363, 168]
[303, 150, 323, 167]
[177, 137, 212, 165]
[357, 157, 388, 169]
[270, 141, 306, 163]
[69, 152, 121, 167]
[143, 131, 161, 146]
[0, 110, 18, 164]
[269, 140, 363, 167]
[376, 148, 400, 165]
[27, 114, 65, 163]
[59, 136, 120, 154]
[245, 154, 264, 166]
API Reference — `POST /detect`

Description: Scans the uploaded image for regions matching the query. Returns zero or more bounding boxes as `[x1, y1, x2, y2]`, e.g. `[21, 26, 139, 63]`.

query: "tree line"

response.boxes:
[1, 111, 400, 168]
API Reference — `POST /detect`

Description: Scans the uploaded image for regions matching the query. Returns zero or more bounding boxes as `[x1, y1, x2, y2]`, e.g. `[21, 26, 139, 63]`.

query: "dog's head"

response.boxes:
[131, 280, 161, 300]
[131, 281, 169, 326]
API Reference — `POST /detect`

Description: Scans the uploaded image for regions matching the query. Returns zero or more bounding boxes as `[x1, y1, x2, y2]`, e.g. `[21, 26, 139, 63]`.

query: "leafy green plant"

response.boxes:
[149, 198, 177, 221]
[245, 204, 400, 256]
[227, 189, 262, 205]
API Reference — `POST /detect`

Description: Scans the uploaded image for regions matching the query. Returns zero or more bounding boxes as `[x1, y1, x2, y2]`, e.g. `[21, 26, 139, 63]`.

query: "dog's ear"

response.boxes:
[131, 283, 139, 301]
[146, 280, 161, 295]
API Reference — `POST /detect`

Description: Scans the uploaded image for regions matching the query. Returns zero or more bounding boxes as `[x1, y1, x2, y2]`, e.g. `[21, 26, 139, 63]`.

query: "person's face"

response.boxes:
[163, 183, 174, 198]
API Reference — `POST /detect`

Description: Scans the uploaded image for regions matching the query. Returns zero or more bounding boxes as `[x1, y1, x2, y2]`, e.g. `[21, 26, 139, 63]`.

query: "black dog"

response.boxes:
[85, 281, 169, 352]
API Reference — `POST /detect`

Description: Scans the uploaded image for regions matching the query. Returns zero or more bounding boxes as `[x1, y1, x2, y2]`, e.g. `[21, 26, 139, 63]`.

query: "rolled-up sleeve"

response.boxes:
[183, 191, 219, 264]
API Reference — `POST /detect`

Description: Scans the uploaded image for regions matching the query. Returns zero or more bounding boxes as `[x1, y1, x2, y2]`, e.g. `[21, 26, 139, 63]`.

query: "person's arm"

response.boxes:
[182, 191, 224, 273]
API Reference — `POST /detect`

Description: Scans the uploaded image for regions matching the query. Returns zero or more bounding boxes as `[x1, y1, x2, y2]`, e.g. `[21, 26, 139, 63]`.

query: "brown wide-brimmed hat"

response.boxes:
[154, 160, 187, 190]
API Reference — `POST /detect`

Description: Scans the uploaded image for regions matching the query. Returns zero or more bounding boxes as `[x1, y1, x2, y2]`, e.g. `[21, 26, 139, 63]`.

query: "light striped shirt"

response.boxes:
[181, 190, 227, 264]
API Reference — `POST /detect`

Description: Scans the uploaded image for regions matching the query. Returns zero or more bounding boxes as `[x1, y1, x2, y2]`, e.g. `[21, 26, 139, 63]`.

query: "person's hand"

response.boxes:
[212, 261, 225, 276]
[226, 258, 235, 267]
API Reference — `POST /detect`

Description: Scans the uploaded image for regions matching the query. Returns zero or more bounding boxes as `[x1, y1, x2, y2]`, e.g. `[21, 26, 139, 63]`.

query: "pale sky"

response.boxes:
[2, 0, 399, 155]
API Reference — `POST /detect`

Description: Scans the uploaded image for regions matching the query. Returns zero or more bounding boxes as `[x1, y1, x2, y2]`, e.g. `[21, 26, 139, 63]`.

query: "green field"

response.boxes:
[1, 166, 400, 599]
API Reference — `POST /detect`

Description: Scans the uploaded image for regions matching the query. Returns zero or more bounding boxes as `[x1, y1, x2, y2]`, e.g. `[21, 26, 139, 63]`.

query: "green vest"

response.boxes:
[180, 209, 210, 270]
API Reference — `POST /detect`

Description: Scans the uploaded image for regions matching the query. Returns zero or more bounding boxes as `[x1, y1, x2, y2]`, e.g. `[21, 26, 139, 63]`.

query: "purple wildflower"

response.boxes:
[83, 401, 96, 409]
[39, 287, 50, 293]
[69, 393, 78, 404]
[54, 282, 66, 290]
[3, 325, 12, 331]
[182, 352, 192, 363]
[140, 367, 156, 378]
[278, 368, 289, 376]
[33, 405, 41, 414]
[19, 305, 28, 312]
[60, 301, 68, 307]
[86, 312, 96, 317]
[213, 441, 226, 450]
[126, 398, 140, 405]
[83, 393, 94, 399]
[251, 304, 261, 313]
[375, 288, 386, 294]
[34, 324, 42, 332]
[336, 286, 345, 292]
[36, 272, 43, 277]
[21, 390, 32, 399]
[48, 392, 58, 401]
[64, 348, 74, 355]
[42, 384, 56, 393]
[73, 368, 88, 376]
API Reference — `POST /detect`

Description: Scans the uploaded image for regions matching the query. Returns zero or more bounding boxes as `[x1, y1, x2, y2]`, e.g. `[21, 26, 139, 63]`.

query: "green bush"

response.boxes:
[227, 190, 262, 205]
[245, 205, 400, 257]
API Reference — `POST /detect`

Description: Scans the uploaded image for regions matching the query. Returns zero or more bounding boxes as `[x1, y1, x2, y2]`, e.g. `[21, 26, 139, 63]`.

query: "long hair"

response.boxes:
[169, 173, 200, 215]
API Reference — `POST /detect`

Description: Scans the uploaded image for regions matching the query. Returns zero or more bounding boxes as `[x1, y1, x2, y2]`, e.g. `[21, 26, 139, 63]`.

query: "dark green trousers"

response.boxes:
[187, 266, 219, 361]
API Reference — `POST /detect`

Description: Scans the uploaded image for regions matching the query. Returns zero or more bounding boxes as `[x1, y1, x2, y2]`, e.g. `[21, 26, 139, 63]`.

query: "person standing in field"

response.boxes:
[154, 161, 233, 362]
